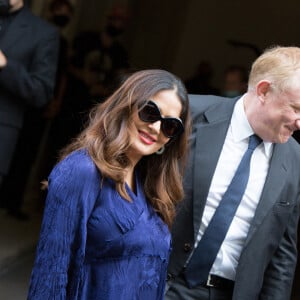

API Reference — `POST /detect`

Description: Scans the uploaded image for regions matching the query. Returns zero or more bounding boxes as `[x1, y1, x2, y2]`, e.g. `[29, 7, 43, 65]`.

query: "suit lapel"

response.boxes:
[192, 101, 235, 239]
[243, 143, 288, 246]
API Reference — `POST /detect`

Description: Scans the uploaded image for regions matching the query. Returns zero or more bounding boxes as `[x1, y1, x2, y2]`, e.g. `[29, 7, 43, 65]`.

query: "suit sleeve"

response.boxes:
[27, 152, 101, 299]
[0, 27, 59, 108]
[260, 195, 300, 299]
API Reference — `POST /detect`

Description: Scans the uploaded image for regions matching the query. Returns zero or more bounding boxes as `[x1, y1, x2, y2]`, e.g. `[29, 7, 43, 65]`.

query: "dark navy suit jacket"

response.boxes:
[167, 94, 300, 299]
[0, 6, 59, 174]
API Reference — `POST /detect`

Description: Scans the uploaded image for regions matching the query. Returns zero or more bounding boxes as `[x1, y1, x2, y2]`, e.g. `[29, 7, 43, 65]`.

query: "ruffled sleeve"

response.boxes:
[27, 150, 101, 300]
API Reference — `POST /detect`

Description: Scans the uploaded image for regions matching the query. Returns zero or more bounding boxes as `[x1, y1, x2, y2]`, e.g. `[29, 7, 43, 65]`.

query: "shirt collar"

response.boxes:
[231, 96, 273, 158]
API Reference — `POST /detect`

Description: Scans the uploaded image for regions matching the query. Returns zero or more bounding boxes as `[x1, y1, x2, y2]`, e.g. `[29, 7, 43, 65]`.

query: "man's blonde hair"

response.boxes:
[248, 46, 300, 93]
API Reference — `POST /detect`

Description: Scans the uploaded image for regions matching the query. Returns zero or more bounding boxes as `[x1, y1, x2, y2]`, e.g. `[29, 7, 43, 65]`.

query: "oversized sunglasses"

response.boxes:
[138, 100, 184, 138]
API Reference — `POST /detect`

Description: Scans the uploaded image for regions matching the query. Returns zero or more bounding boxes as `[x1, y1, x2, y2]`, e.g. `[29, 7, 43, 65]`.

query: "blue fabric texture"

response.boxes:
[28, 149, 171, 299]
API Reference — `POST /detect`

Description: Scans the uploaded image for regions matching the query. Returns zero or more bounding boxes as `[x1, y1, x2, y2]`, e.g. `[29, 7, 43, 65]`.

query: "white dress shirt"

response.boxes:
[194, 96, 273, 281]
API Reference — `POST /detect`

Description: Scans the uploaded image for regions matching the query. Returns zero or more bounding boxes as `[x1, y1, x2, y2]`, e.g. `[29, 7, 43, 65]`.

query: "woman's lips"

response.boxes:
[139, 130, 156, 145]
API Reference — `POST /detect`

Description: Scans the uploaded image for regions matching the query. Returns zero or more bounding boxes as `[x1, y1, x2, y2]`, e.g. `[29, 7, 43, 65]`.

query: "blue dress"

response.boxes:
[28, 150, 171, 300]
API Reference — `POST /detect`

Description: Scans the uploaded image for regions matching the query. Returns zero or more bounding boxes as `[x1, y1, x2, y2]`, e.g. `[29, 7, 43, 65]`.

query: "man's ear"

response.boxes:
[256, 80, 271, 103]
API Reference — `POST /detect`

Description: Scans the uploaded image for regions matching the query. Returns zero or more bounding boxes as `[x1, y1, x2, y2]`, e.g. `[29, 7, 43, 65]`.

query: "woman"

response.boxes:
[28, 69, 191, 299]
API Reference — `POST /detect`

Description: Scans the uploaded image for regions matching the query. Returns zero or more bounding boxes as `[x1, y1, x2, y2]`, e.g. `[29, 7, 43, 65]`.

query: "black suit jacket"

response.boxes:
[0, 6, 59, 174]
[167, 94, 300, 299]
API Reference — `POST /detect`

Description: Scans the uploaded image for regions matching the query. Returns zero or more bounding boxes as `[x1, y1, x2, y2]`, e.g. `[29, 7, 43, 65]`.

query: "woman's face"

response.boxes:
[127, 89, 182, 165]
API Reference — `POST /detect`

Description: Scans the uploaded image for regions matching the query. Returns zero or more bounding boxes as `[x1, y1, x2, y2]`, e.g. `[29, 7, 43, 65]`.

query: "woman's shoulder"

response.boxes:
[49, 149, 100, 187]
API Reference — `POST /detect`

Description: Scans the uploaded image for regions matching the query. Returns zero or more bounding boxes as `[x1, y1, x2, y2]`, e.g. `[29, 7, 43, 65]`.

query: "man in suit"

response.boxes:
[0, 0, 59, 218]
[165, 46, 300, 299]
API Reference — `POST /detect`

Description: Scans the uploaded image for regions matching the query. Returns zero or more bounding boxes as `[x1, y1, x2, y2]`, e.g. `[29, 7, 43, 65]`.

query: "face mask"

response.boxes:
[52, 15, 70, 28]
[0, 0, 11, 16]
[222, 90, 242, 98]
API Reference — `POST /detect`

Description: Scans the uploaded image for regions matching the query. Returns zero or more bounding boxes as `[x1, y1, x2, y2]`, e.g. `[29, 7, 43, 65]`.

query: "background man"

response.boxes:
[0, 0, 59, 219]
[221, 64, 248, 97]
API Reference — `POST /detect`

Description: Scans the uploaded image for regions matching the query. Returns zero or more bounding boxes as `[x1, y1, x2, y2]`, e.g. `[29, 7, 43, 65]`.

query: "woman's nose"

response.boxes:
[148, 120, 162, 133]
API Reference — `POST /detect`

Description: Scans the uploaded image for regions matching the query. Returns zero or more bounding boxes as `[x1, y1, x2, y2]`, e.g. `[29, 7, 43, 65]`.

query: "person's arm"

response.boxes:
[27, 183, 80, 298]
[260, 197, 300, 299]
[0, 28, 59, 108]
[27, 151, 101, 299]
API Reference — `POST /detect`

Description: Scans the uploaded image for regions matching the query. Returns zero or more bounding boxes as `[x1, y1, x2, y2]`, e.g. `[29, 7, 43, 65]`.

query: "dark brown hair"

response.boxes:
[60, 69, 191, 227]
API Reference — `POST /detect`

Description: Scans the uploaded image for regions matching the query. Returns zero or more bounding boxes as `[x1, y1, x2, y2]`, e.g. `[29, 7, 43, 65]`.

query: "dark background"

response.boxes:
[29, 0, 300, 89]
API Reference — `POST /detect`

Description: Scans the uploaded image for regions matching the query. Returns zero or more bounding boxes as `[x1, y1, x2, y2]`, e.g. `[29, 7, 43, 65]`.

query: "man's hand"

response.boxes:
[0, 50, 7, 68]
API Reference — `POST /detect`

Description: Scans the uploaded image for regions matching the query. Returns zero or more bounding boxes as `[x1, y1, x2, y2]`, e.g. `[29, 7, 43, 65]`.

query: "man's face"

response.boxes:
[258, 85, 300, 143]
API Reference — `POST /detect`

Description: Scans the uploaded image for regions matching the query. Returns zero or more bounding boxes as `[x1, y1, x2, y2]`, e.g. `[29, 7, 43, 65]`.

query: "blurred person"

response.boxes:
[31, 0, 74, 202]
[70, 3, 130, 101]
[41, 3, 132, 171]
[27, 69, 191, 299]
[221, 64, 248, 97]
[0, 0, 59, 219]
[44, 0, 73, 119]
[48, 0, 73, 29]
[185, 61, 219, 95]
[165, 46, 300, 300]
[47, 3, 131, 151]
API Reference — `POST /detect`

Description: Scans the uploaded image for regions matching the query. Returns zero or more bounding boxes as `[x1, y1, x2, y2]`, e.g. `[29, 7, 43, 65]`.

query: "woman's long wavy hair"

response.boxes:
[60, 69, 191, 227]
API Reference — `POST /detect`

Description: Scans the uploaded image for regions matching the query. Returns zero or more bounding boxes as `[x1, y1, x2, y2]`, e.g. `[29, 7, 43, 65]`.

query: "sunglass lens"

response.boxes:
[162, 119, 182, 137]
[139, 103, 160, 122]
